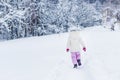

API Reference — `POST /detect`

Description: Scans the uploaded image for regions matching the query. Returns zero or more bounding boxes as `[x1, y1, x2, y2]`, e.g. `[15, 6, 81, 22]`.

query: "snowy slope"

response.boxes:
[0, 27, 120, 80]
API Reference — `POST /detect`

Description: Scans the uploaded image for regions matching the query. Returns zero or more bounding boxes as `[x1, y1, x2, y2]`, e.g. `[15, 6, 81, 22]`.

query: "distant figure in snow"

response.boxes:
[66, 27, 86, 68]
[111, 23, 115, 31]
[110, 17, 117, 31]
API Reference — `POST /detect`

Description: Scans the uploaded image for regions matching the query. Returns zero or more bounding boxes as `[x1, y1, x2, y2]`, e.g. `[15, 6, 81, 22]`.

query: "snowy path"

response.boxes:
[43, 55, 94, 80]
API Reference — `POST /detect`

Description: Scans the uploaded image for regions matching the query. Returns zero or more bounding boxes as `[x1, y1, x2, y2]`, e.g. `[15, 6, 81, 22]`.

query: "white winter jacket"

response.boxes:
[67, 31, 85, 52]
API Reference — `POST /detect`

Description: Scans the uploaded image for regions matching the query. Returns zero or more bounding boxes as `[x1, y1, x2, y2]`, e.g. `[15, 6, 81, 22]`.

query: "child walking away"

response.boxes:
[66, 27, 86, 68]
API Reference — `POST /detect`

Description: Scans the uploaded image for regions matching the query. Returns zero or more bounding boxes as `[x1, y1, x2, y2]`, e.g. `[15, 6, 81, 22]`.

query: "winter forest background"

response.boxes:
[0, 0, 120, 40]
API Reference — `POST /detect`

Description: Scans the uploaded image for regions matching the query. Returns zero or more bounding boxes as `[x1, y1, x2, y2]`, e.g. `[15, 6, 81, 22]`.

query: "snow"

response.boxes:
[0, 27, 120, 80]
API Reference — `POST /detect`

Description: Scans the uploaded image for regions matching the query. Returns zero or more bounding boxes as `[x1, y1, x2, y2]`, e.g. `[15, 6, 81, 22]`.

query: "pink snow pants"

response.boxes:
[71, 52, 80, 65]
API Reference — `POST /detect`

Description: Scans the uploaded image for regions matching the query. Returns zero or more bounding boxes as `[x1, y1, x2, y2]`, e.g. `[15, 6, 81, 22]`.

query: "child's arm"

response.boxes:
[79, 37, 86, 52]
[66, 37, 71, 52]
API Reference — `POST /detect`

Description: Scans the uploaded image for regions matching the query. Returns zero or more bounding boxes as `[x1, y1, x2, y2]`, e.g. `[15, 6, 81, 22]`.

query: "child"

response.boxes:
[66, 28, 86, 68]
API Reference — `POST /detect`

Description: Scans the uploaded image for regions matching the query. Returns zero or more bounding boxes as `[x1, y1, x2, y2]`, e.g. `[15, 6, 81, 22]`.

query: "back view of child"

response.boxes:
[66, 28, 86, 68]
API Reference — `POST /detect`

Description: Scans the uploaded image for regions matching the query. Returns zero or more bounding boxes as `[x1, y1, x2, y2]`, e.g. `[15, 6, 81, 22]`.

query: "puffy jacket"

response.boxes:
[67, 31, 85, 52]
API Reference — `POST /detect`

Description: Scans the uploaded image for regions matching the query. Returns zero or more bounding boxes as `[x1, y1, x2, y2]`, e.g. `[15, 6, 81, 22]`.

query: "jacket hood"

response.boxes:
[69, 31, 80, 38]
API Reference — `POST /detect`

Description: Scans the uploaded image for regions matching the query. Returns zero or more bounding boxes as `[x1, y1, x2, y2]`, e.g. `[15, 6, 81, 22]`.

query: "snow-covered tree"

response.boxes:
[0, 0, 103, 40]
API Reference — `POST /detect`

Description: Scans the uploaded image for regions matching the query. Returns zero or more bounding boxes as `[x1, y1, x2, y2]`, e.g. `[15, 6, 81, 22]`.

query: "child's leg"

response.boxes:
[76, 52, 81, 66]
[71, 52, 78, 65]
[76, 52, 80, 60]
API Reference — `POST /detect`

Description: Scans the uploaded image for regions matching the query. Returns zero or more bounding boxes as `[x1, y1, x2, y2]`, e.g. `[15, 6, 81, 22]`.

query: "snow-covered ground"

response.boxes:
[0, 27, 120, 80]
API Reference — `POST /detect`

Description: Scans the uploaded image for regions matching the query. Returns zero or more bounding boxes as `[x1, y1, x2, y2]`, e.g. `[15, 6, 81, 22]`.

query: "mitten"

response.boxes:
[83, 47, 86, 52]
[66, 48, 69, 52]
